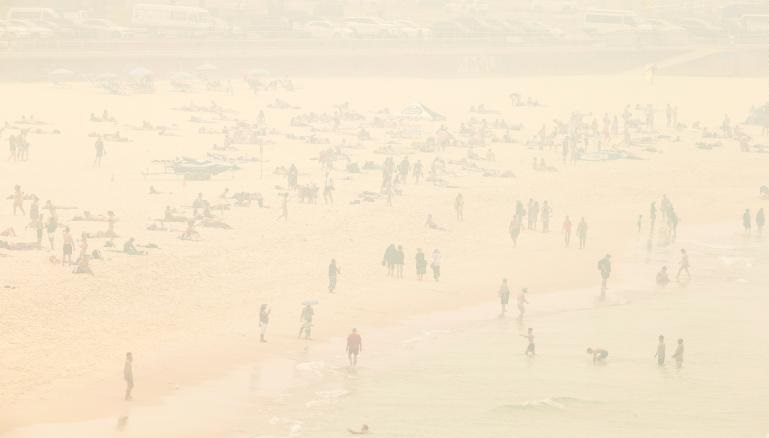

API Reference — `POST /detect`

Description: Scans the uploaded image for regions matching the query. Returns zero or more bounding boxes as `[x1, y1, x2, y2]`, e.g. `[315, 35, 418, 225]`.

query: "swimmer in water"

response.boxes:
[655, 335, 666, 366]
[672, 338, 684, 367]
[521, 327, 535, 356]
[346, 328, 362, 367]
[517, 288, 529, 319]
[348, 424, 369, 435]
[586, 347, 608, 363]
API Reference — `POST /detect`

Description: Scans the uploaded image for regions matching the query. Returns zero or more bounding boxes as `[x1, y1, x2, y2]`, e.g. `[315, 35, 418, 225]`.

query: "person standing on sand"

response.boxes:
[541, 201, 551, 232]
[563, 216, 572, 247]
[672, 338, 684, 367]
[415, 248, 427, 280]
[655, 335, 666, 366]
[637, 214, 643, 234]
[517, 288, 529, 319]
[521, 328, 535, 356]
[455, 193, 464, 221]
[62, 227, 74, 265]
[676, 248, 690, 281]
[742, 209, 751, 234]
[430, 249, 441, 281]
[413, 160, 422, 184]
[328, 259, 341, 293]
[498, 279, 510, 316]
[278, 193, 288, 222]
[299, 304, 314, 339]
[598, 254, 612, 298]
[124, 352, 134, 401]
[650, 202, 657, 232]
[12, 185, 25, 216]
[94, 135, 105, 167]
[259, 304, 271, 342]
[577, 217, 587, 249]
[509, 217, 521, 247]
[395, 245, 405, 279]
[346, 328, 362, 368]
[756, 208, 765, 236]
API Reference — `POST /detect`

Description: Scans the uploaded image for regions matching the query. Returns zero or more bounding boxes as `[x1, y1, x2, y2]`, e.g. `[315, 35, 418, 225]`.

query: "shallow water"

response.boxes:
[253, 227, 769, 438]
[6, 226, 769, 438]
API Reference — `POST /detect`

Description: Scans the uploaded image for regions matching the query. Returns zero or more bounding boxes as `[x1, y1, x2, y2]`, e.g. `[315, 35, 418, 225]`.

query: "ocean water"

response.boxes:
[6, 227, 768, 438]
[246, 227, 769, 438]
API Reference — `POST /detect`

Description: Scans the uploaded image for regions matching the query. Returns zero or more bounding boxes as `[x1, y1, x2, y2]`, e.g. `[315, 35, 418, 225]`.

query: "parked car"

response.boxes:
[6, 19, 54, 38]
[678, 18, 722, 39]
[343, 17, 399, 37]
[0, 19, 31, 39]
[297, 20, 353, 39]
[76, 18, 136, 39]
[430, 20, 473, 38]
[393, 20, 430, 39]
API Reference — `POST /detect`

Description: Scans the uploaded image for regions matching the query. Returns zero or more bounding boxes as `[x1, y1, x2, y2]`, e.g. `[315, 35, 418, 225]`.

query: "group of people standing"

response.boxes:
[382, 244, 441, 281]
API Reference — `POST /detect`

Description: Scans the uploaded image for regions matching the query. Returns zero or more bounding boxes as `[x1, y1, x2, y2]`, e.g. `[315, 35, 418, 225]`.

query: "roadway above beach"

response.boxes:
[0, 40, 764, 79]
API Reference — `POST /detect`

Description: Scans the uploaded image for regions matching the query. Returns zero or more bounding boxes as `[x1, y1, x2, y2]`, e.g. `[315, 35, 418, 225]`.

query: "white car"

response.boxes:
[0, 19, 31, 39]
[343, 17, 398, 38]
[394, 20, 430, 39]
[298, 21, 353, 39]
[77, 18, 135, 39]
[7, 19, 54, 38]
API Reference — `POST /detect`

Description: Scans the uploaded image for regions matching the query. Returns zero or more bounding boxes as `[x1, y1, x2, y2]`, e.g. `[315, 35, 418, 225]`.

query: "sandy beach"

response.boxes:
[0, 74, 767, 436]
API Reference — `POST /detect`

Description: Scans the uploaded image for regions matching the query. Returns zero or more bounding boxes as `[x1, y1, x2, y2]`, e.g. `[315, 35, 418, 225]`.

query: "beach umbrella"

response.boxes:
[128, 67, 153, 78]
[195, 63, 218, 72]
[302, 299, 319, 306]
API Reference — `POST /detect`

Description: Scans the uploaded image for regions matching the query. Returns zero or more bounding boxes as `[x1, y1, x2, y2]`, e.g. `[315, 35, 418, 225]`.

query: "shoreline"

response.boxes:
[2, 219, 750, 436]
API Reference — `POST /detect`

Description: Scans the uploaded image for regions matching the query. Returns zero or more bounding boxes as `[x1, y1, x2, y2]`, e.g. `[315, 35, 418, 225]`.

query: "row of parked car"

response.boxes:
[0, 6, 764, 44]
[0, 17, 138, 40]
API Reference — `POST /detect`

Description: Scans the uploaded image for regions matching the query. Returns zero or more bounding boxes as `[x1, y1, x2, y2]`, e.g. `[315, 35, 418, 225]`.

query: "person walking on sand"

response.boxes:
[346, 328, 362, 368]
[517, 288, 529, 319]
[577, 217, 587, 249]
[655, 335, 666, 366]
[328, 259, 341, 293]
[430, 249, 441, 281]
[455, 193, 464, 221]
[563, 216, 572, 247]
[521, 328, 535, 356]
[415, 248, 427, 280]
[650, 202, 657, 232]
[756, 208, 765, 236]
[637, 214, 643, 234]
[672, 338, 684, 367]
[498, 279, 510, 316]
[299, 304, 314, 340]
[742, 209, 751, 234]
[676, 248, 690, 281]
[124, 352, 134, 401]
[259, 304, 271, 342]
[598, 254, 612, 298]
